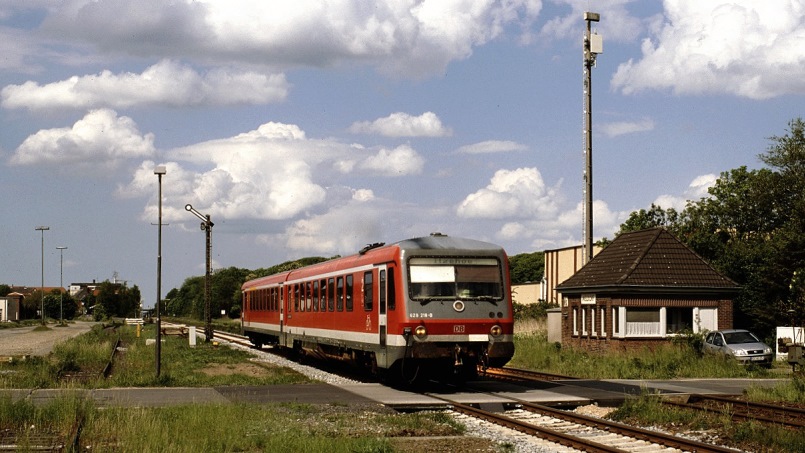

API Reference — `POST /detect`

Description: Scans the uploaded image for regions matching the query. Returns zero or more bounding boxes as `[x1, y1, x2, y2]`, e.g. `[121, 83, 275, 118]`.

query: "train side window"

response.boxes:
[307, 281, 314, 312]
[336, 277, 344, 311]
[346, 275, 354, 311]
[312, 280, 319, 312]
[295, 284, 301, 312]
[388, 268, 396, 311]
[328, 278, 335, 311]
[379, 270, 386, 315]
[320, 279, 327, 312]
[363, 271, 374, 312]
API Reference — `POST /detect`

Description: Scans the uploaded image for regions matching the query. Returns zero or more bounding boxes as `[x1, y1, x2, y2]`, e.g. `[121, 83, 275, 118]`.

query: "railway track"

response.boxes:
[428, 384, 742, 453]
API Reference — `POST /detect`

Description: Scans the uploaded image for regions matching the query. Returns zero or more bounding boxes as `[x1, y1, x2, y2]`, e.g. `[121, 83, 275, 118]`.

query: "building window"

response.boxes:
[666, 307, 693, 334]
[612, 307, 621, 337]
[600, 307, 607, 337]
[581, 308, 587, 335]
[572, 308, 579, 335]
[625, 308, 661, 336]
[590, 307, 597, 336]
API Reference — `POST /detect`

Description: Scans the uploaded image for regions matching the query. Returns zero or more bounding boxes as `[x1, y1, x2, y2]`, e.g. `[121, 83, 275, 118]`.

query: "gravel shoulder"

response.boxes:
[0, 322, 97, 357]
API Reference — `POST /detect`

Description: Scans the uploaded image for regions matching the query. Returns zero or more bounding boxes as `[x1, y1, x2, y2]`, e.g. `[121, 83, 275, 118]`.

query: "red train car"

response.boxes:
[241, 233, 514, 381]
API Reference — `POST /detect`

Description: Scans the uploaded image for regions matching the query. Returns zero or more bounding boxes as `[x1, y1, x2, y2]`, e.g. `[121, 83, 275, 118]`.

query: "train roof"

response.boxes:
[394, 234, 505, 253]
[241, 234, 506, 290]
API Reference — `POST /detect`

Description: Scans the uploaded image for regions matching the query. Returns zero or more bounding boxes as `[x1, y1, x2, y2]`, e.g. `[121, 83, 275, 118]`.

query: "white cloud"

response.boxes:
[455, 140, 527, 154]
[9, 108, 155, 167]
[2, 60, 289, 111]
[489, 198, 628, 251]
[349, 111, 451, 137]
[282, 199, 385, 255]
[119, 122, 426, 223]
[539, 0, 643, 43]
[38, 0, 542, 78]
[457, 167, 560, 219]
[359, 144, 425, 176]
[653, 173, 717, 211]
[599, 118, 655, 138]
[612, 1, 805, 99]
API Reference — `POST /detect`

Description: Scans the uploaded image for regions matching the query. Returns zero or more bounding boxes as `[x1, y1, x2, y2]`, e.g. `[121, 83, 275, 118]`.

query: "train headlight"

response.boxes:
[490, 325, 502, 337]
[414, 325, 427, 338]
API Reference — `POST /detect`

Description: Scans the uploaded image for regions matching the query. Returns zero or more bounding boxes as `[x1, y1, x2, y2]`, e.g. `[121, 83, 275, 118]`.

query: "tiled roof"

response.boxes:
[556, 227, 738, 293]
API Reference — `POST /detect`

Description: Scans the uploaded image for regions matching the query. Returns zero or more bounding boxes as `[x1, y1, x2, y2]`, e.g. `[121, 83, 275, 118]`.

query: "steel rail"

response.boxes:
[517, 400, 739, 453]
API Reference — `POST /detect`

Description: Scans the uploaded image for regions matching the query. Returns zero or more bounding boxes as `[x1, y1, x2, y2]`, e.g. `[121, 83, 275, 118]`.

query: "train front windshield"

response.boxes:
[408, 257, 503, 302]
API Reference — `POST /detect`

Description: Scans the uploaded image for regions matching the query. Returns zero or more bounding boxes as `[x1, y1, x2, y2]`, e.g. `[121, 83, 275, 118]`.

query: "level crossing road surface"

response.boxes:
[0, 378, 787, 409]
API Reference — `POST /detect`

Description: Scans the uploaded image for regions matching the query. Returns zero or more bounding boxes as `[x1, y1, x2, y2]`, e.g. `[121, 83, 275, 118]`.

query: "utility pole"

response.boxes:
[583, 11, 602, 264]
[35, 226, 49, 325]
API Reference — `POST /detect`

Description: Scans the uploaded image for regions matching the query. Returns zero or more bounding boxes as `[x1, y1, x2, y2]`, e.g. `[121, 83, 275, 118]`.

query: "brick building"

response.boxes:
[555, 227, 739, 352]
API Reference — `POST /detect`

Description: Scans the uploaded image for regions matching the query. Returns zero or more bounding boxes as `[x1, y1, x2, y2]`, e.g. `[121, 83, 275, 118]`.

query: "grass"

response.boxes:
[509, 329, 779, 379]
[0, 323, 310, 389]
[609, 390, 805, 453]
[0, 396, 464, 452]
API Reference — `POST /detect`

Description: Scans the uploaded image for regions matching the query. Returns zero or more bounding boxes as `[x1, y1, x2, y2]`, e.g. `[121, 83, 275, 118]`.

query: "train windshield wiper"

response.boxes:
[459, 295, 499, 304]
[418, 296, 448, 305]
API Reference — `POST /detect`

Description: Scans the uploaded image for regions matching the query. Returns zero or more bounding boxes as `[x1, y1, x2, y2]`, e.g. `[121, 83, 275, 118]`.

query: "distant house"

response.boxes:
[511, 281, 543, 305]
[556, 227, 739, 352]
[543, 244, 602, 305]
[0, 293, 21, 321]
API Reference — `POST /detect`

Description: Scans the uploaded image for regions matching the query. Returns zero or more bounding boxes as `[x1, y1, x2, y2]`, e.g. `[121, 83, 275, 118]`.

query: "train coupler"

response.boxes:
[453, 344, 464, 367]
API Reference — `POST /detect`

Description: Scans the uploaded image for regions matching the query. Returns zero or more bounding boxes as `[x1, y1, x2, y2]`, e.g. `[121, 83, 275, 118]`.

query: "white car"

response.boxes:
[703, 329, 773, 367]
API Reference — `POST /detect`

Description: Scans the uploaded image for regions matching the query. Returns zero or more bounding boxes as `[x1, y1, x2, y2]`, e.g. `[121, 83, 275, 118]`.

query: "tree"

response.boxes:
[619, 204, 682, 235]
[618, 118, 805, 339]
[43, 290, 77, 320]
[509, 252, 544, 285]
[95, 281, 141, 318]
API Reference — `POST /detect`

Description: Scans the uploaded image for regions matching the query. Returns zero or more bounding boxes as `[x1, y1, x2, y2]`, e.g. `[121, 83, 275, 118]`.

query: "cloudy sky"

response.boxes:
[2, 1, 803, 308]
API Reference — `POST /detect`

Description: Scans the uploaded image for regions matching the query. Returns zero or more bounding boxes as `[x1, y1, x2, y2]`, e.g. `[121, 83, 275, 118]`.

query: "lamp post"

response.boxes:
[185, 204, 214, 342]
[57, 246, 67, 325]
[35, 226, 49, 325]
[582, 11, 602, 264]
[154, 165, 166, 377]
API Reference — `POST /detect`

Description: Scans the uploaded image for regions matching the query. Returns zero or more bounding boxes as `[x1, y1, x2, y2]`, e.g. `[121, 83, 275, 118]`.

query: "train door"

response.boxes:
[279, 284, 286, 346]
[377, 265, 388, 358]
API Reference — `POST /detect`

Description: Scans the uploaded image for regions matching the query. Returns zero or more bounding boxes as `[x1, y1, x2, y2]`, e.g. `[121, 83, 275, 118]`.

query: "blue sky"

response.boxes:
[1, 1, 803, 309]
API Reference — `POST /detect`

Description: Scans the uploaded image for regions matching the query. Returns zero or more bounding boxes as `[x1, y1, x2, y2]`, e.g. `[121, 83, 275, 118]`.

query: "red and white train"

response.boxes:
[241, 233, 515, 381]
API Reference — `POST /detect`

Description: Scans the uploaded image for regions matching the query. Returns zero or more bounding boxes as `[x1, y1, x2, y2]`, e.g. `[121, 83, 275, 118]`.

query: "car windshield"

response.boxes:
[723, 331, 759, 344]
[408, 257, 503, 302]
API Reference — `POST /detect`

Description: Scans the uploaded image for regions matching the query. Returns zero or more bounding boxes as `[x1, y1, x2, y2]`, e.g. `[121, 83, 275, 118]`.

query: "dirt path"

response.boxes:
[0, 322, 96, 357]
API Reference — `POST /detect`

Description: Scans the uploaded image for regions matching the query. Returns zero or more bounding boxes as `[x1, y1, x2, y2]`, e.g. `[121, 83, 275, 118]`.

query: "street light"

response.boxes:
[154, 165, 166, 377]
[57, 246, 67, 325]
[35, 226, 49, 325]
[185, 203, 214, 342]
